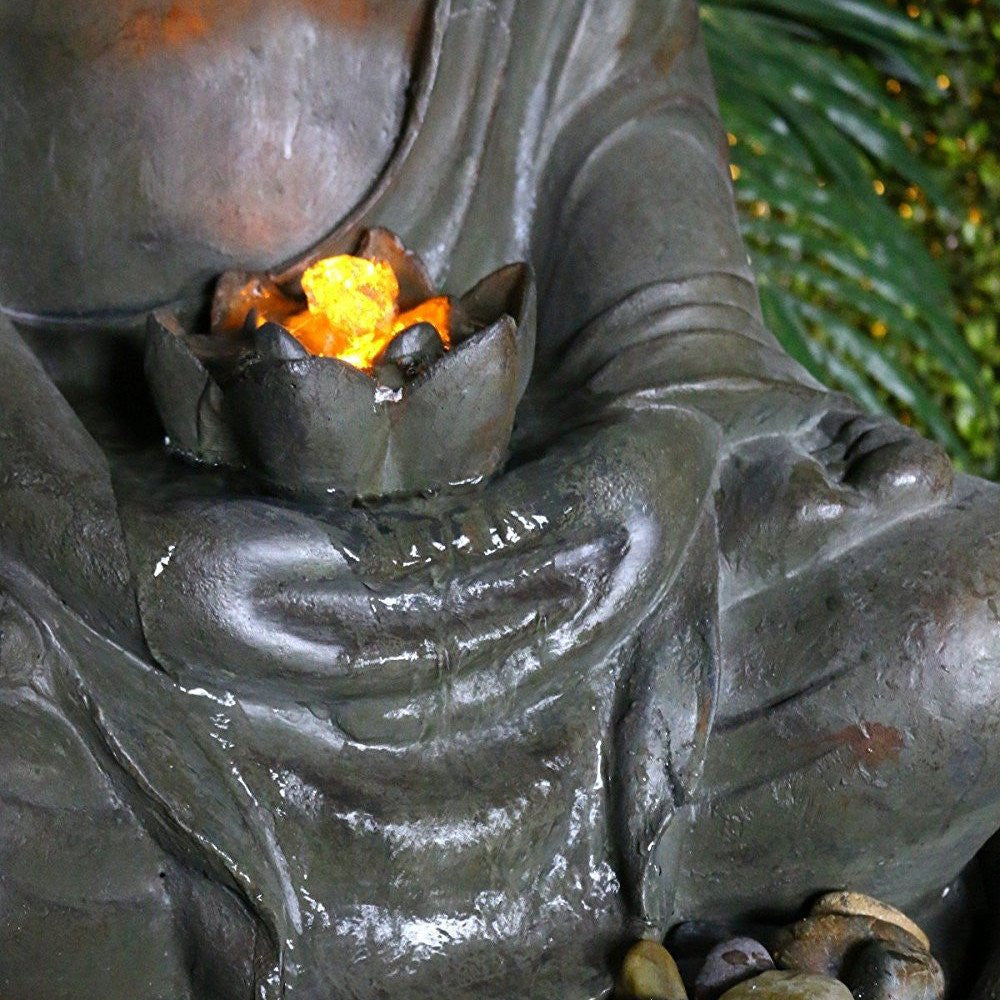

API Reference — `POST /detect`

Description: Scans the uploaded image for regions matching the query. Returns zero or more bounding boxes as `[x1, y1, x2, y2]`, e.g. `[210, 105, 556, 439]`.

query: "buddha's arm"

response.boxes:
[515, 0, 960, 930]
[525, 0, 951, 517]
[528, 0, 833, 445]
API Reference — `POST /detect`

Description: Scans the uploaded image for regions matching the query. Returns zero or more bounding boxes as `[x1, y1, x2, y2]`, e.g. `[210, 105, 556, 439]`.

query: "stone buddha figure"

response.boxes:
[2, 1, 1000, 997]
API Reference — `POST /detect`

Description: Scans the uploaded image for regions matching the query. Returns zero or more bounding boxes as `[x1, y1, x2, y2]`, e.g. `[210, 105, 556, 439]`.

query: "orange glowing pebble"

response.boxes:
[302, 255, 399, 334]
[292, 255, 399, 367]
[278, 254, 452, 370]
[284, 309, 347, 358]
[393, 296, 451, 348]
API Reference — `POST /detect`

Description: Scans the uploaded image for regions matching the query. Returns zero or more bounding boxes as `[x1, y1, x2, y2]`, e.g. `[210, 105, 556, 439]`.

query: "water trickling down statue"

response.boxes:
[1, 1, 999, 997]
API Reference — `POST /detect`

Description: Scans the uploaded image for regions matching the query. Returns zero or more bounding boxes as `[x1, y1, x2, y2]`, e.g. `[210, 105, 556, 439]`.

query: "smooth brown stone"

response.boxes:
[841, 939, 945, 1000]
[619, 940, 689, 999]
[719, 971, 853, 999]
[809, 892, 930, 951]
[773, 914, 924, 979]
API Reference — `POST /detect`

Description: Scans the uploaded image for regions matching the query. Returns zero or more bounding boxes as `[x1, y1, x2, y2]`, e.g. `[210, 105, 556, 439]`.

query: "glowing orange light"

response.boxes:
[304, 256, 399, 337]
[394, 297, 451, 340]
[264, 255, 452, 371]
[219, 276, 298, 333]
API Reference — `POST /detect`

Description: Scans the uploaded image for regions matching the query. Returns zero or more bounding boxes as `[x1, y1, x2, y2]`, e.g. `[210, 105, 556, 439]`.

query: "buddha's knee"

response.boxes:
[720, 471, 1000, 769]
[885, 475, 1000, 741]
[696, 476, 1000, 914]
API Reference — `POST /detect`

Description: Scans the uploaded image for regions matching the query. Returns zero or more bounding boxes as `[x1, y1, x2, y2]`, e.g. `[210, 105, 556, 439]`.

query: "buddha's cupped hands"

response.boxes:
[122, 406, 719, 720]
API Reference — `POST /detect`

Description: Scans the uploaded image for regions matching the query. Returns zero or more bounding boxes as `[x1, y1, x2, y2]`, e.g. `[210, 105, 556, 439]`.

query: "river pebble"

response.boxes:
[773, 914, 924, 978]
[809, 892, 930, 951]
[841, 938, 945, 1000]
[619, 939, 689, 999]
[719, 970, 853, 999]
[694, 937, 774, 1000]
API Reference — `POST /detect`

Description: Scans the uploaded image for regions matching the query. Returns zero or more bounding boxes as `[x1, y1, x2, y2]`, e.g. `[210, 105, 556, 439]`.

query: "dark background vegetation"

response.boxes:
[703, 0, 1000, 477]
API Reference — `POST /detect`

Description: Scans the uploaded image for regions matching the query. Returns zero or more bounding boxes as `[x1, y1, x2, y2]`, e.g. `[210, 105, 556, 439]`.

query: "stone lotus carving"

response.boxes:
[145, 228, 535, 500]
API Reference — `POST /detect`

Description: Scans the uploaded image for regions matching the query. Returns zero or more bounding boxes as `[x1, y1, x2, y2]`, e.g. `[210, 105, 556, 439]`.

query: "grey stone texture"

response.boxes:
[1, 1, 999, 997]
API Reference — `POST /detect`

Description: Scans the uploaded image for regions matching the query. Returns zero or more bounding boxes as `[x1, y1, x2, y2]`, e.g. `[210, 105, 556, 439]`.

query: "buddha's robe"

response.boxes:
[2, 2, 1000, 998]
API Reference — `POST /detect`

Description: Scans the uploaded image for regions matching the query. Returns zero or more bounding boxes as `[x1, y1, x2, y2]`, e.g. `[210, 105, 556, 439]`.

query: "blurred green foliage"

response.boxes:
[702, 0, 1000, 477]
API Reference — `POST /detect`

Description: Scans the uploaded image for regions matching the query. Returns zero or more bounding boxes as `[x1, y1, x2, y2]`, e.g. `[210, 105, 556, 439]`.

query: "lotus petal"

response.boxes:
[457, 262, 536, 398]
[253, 321, 310, 361]
[223, 356, 389, 499]
[145, 310, 240, 464]
[376, 322, 446, 377]
[390, 317, 519, 492]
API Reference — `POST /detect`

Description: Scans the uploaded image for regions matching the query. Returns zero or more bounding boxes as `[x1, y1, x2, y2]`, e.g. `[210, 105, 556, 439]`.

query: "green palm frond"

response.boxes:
[701, 0, 990, 467]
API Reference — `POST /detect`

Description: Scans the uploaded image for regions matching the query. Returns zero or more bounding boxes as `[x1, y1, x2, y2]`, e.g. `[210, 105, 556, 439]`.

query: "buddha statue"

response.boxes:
[1, 1, 999, 997]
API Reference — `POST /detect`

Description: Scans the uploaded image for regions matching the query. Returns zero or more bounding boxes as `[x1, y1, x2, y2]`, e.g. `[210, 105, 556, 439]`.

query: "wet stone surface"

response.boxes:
[841, 939, 945, 1000]
[773, 914, 924, 979]
[372, 361, 405, 391]
[718, 970, 853, 999]
[694, 937, 775, 1000]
